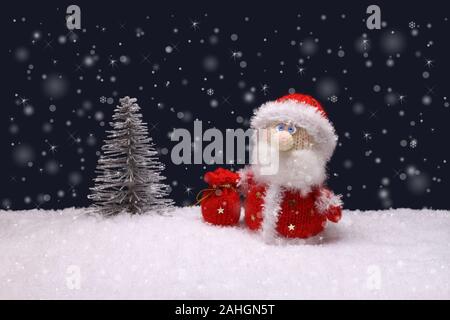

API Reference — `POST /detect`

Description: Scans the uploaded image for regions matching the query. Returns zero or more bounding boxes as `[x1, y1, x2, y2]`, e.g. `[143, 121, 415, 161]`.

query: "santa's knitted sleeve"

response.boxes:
[315, 187, 343, 223]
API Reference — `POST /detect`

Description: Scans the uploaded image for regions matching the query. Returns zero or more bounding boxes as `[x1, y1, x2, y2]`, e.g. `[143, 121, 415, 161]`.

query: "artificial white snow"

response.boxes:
[0, 207, 449, 299]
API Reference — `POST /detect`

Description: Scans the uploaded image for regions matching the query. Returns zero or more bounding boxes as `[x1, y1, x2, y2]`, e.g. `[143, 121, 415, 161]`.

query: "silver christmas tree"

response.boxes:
[88, 96, 173, 216]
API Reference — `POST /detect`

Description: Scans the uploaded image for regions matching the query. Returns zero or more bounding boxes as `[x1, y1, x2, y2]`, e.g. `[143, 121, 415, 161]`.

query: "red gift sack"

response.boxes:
[198, 168, 241, 226]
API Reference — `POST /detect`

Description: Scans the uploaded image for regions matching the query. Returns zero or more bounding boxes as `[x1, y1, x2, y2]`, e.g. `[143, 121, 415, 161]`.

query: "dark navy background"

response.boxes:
[1, 1, 449, 210]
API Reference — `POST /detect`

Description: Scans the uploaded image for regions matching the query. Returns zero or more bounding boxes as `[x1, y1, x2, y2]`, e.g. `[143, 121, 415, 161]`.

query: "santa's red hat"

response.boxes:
[250, 93, 338, 160]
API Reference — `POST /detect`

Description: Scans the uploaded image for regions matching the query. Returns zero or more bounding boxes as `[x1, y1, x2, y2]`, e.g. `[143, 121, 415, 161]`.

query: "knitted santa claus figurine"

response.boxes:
[239, 93, 342, 241]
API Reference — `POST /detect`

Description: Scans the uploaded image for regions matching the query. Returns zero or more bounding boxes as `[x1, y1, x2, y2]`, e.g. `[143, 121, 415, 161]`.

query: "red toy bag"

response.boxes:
[198, 168, 241, 226]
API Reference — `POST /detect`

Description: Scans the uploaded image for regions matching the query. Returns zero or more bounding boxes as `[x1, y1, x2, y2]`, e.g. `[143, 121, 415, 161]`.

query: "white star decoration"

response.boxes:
[288, 224, 295, 231]
[217, 207, 225, 214]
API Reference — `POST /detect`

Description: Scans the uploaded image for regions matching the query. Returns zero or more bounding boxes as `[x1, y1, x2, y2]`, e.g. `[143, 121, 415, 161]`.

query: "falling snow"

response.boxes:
[3, 4, 449, 212]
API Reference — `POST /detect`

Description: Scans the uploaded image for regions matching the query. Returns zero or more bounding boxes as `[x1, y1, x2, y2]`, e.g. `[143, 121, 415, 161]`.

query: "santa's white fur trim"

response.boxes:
[251, 100, 338, 161]
[260, 184, 283, 243]
[315, 188, 343, 213]
[237, 166, 252, 194]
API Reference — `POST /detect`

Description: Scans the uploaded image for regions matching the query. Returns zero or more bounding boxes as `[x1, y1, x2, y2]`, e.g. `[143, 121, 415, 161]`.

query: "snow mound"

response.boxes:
[0, 207, 449, 299]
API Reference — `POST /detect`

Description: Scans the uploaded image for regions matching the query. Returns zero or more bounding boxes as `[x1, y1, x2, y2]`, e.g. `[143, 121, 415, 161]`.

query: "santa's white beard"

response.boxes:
[251, 142, 327, 195]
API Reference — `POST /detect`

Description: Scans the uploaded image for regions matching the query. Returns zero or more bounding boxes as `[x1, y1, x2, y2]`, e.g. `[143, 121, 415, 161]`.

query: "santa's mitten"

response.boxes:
[325, 205, 342, 223]
[315, 188, 343, 223]
[199, 168, 241, 226]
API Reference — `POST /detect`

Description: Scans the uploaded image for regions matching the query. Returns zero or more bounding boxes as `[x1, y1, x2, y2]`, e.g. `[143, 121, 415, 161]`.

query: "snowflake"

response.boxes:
[100, 96, 107, 103]
[363, 132, 372, 142]
[135, 27, 145, 38]
[261, 84, 269, 95]
[410, 139, 418, 148]
[330, 95, 338, 103]
[408, 21, 416, 29]
[206, 88, 214, 96]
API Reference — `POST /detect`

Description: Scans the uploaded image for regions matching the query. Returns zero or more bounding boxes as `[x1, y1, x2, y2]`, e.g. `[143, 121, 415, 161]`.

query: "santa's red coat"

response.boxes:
[242, 171, 342, 239]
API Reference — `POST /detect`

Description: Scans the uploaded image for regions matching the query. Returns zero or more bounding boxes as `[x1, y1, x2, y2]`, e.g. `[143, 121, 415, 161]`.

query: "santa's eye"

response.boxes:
[276, 123, 285, 131]
[287, 125, 297, 134]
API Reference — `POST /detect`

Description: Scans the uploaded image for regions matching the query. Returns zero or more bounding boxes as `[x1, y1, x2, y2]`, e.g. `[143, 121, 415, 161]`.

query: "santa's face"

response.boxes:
[269, 122, 315, 151]
[251, 122, 327, 193]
